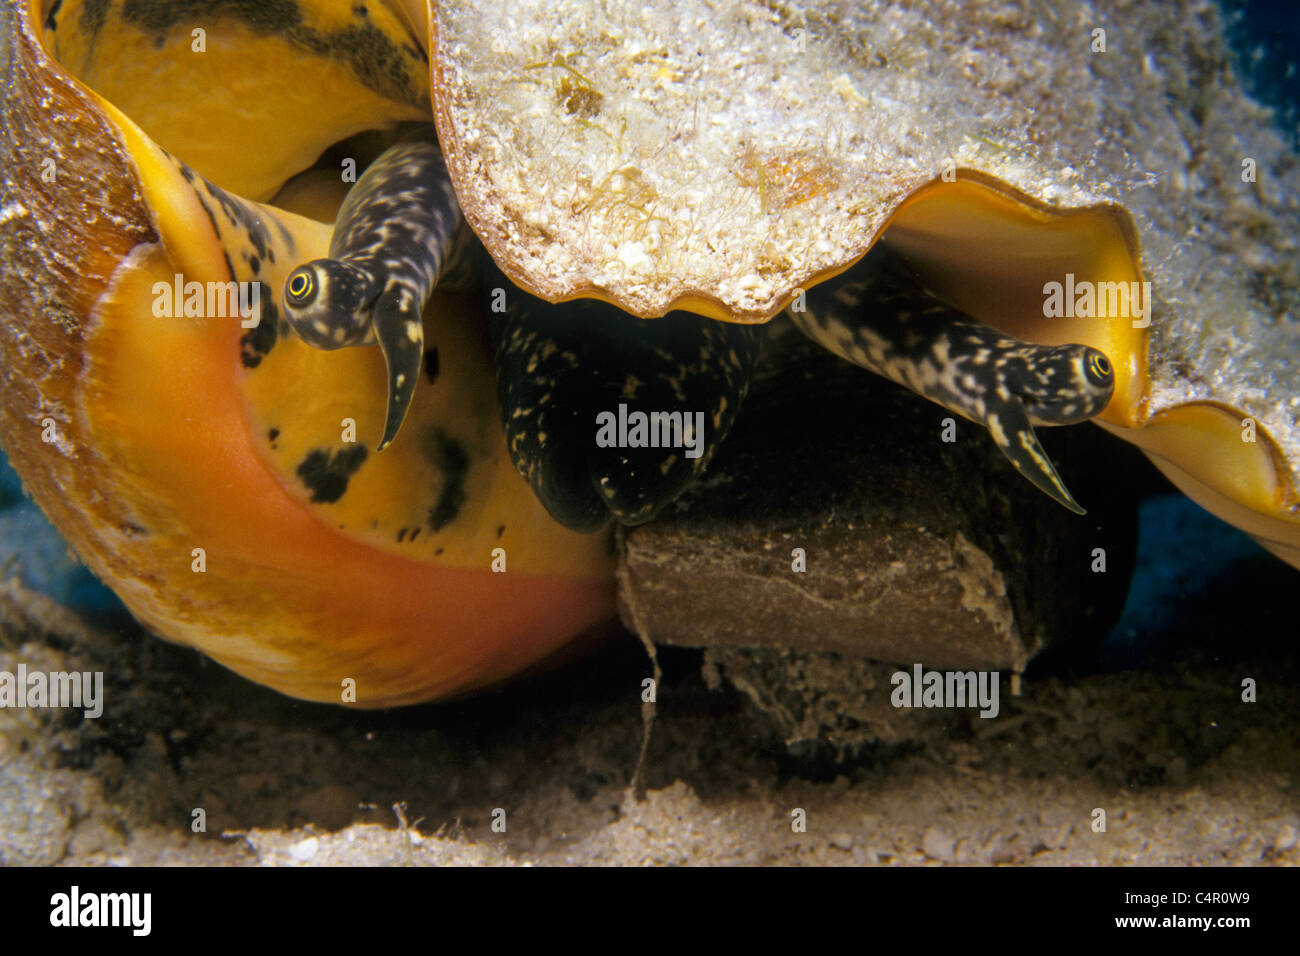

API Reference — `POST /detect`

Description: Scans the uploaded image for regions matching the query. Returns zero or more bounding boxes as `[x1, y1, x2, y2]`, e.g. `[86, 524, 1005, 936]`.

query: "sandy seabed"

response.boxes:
[0, 578, 1295, 867]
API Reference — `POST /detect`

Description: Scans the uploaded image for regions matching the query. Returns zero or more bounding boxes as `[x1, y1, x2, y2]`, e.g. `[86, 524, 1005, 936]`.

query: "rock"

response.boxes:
[618, 328, 1140, 673]
[703, 646, 964, 757]
[990, 843, 1021, 865]
[0, 771, 73, 866]
[1274, 824, 1298, 855]
[288, 836, 320, 862]
[922, 827, 956, 863]
[827, 832, 854, 851]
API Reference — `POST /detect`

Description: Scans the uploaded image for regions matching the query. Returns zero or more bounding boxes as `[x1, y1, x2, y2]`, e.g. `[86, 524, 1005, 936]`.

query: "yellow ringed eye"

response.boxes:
[1088, 353, 1111, 379]
[289, 271, 312, 299]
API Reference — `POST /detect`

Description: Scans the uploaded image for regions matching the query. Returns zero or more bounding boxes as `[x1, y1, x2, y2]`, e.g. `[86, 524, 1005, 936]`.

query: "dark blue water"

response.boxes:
[1102, 494, 1294, 665]
[1223, 0, 1300, 133]
[0, 451, 127, 620]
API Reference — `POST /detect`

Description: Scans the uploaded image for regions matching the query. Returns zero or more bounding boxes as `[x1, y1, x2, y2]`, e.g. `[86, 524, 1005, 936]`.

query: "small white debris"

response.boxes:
[1274, 825, 1298, 855]
[289, 836, 320, 862]
[616, 240, 651, 272]
[922, 827, 955, 862]
[827, 832, 854, 851]
[0, 202, 30, 225]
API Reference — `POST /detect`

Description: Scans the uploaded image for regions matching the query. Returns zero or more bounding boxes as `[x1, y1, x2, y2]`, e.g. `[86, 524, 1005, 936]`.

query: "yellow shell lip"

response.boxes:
[878, 173, 1300, 550]
[0, 0, 618, 707]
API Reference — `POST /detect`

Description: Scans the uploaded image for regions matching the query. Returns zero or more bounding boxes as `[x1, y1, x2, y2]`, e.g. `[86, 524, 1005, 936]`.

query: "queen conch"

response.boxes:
[0, 0, 1296, 706]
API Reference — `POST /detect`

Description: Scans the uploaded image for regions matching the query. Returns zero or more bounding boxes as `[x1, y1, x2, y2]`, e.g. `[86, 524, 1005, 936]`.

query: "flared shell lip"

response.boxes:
[1, 0, 619, 705]
[426, 2, 1300, 543]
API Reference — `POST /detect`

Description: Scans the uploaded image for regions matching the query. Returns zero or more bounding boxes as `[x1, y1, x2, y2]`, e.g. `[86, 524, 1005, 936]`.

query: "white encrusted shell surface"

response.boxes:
[433, 0, 1299, 474]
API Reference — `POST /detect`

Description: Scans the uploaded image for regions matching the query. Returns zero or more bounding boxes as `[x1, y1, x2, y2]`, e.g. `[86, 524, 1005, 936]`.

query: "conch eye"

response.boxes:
[286, 269, 314, 302]
[1085, 350, 1113, 385]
